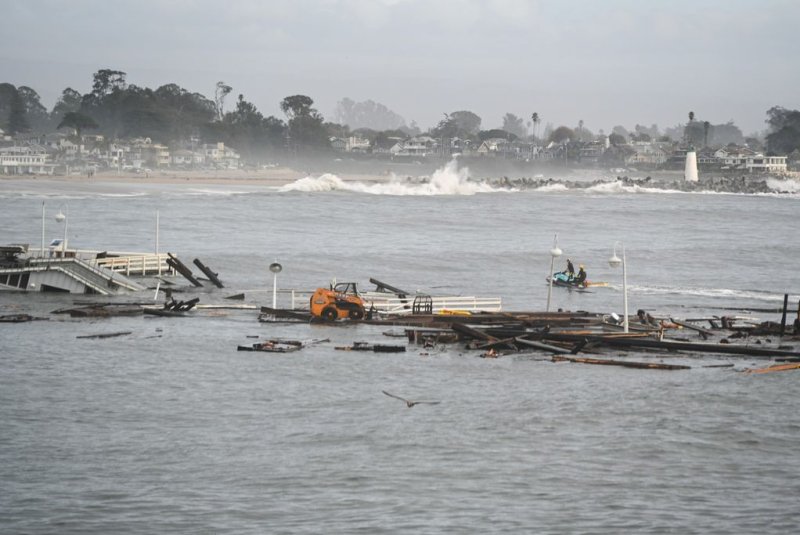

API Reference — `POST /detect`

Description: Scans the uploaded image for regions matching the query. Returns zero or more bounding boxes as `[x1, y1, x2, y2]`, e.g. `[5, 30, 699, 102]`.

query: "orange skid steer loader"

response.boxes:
[310, 282, 366, 321]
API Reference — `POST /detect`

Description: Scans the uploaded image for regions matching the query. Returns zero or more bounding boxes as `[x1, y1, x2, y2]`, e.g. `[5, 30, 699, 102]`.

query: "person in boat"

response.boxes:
[566, 259, 575, 280]
[574, 265, 587, 285]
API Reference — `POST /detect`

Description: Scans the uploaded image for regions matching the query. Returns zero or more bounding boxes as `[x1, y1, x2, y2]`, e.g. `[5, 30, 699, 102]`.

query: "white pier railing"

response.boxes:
[252, 289, 502, 315]
[93, 253, 174, 277]
[360, 294, 503, 315]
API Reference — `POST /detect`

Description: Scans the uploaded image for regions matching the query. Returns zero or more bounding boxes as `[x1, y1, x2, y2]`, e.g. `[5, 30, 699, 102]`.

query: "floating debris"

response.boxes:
[743, 363, 800, 374]
[76, 331, 133, 340]
[552, 355, 691, 370]
[336, 342, 406, 353]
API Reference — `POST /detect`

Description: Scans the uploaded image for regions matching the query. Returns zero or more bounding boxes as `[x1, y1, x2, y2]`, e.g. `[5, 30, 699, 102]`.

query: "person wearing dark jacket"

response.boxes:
[566, 259, 575, 279]
[574, 265, 587, 285]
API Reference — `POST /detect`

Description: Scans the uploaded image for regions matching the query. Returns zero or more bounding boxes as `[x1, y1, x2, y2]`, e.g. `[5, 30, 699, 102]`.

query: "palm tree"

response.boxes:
[531, 112, 540, 142]
[688, 111, 695, 123]
[703, 121, 711, 147]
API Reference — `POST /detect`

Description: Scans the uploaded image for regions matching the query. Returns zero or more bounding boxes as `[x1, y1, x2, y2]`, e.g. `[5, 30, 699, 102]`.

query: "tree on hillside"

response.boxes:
[608, 132, 627, 146]
[7, 86, 30, 135]
[57, 111, 99, 140]
[16, 86, 50, 131]
[280, 95, 328, 152]
[280, 95, 315, 120]
[431, 113, 458, 139]
[501, 113, 526, 138]
[52, 88, 83, 120]
[334, 98, 405, 130]
[549, 126, 575, 144]
[765, 106, 800, 154]
[449, 110, 481, 137]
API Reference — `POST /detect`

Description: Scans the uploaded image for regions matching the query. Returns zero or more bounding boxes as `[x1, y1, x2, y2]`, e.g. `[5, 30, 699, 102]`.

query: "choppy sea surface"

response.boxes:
[1, 164, 799, 534]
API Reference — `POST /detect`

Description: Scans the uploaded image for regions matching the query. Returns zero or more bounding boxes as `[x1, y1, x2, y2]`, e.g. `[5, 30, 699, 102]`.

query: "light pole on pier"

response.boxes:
[608, 241, 629, 333]
[546, 234, 562, 312]
[54, 205, 68, 257]
[269, 261, 283, 309]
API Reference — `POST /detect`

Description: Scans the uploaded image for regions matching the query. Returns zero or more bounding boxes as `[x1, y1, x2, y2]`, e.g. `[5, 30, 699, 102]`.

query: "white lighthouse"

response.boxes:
[684, 150, 699, 182]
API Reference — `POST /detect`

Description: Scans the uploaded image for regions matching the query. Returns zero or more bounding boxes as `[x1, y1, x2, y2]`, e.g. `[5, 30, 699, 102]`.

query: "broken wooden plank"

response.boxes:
[166, 253, 203, 287]
[743, 362, 800, 374]
[584, 336, 800, 358]
[514, 337, 572, 354]
[451, 322, 496, 341]
[551, 355, 691, 370]
[193, 258, 224, 288]
[335, 342, 406, 353]
[670, 318, 715, 339]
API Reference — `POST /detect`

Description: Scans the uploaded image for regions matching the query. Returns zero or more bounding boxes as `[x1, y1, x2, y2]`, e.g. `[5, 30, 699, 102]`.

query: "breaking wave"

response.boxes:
[278, 161, 800, 198]
[766, 177, 800, 193]
[279, 158, 510, 196]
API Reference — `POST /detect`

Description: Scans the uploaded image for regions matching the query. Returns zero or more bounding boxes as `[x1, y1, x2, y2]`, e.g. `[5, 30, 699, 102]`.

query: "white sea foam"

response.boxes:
[534, 183, 569, 192]
[766, 177, 800, 193]
[279, 158, 511, 196]
[625, 284, 791, 302]
[584, 181, 685, 195]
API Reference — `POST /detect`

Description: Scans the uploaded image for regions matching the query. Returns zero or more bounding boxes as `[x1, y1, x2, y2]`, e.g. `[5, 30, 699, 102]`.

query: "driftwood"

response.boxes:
[552, 355, 690, 370]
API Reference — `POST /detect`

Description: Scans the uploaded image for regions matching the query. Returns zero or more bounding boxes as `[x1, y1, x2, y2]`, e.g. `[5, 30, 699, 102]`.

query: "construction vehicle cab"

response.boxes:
[310, 282, 366, 321]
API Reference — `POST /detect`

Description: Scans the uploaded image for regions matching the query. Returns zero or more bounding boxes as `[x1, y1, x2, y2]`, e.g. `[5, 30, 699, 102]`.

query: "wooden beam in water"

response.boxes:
[552, 355, 691, 370]
[193, 258, 224, 288]
[166, 253, 203, 287]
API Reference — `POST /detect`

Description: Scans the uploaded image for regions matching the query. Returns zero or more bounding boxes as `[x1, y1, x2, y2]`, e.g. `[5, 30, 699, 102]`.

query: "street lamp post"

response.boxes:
[608, 241, 628, 333]
[546, 234, 562, 312]
[54, 205, 68, 257]
[269, 261, 282, 309]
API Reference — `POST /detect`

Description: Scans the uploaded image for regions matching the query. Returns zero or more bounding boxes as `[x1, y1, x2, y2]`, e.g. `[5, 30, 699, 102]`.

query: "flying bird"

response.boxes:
[382, 390, 441, 408]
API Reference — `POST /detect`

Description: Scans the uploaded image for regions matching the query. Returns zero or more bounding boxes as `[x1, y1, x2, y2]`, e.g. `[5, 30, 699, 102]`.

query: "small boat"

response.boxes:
[546, 272, 607, 291]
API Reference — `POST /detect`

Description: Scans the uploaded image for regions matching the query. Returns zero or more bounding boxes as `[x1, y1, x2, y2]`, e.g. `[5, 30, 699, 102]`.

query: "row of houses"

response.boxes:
[330, 133, 790, 173]
[0, 129, 241, 175]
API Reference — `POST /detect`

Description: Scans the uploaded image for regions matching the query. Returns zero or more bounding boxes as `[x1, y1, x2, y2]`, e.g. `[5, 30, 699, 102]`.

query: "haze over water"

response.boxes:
[1, 166, 799, 533]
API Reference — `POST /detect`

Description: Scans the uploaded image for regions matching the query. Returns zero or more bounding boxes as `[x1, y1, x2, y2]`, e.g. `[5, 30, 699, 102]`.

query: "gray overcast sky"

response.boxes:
[2, 0, 798, 135]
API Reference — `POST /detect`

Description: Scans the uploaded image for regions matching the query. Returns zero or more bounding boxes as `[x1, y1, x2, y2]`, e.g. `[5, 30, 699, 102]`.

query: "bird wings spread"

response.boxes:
[382, 390, 409, 403]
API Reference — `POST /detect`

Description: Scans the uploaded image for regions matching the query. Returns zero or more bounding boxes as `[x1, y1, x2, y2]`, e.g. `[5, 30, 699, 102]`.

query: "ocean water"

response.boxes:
[1, 164, 799, 534]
